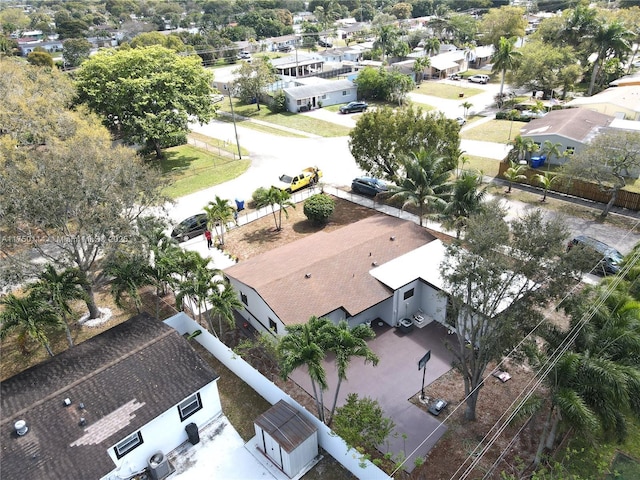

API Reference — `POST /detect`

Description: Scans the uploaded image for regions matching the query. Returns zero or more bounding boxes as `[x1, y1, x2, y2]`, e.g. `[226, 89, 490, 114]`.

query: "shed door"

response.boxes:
[263, 431, 283, 468]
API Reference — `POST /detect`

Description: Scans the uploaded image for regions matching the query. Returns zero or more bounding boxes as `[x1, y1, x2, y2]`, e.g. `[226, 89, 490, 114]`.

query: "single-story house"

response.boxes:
[518, 108, 616, 164]
[317, 46, 363, 63]
[468, 45, 494, 68]
[17, 38, 64, 55]
[565, 86, 640, 120]
[0, 313, 221, 480]
[271, 53, 325, 78]
[262, 34, 300, 52]
[609, 71, 640, 87]
[282, 77, 356, 112]
[409, 50, 468, 79]
[224, 215, 453, 336]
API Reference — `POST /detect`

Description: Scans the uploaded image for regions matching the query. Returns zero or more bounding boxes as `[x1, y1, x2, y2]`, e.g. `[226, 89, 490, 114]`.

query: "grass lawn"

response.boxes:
[217, 98, 351, 137]
[156, 144, 250, 199]
[216, 114, 308, 138]
[189, 132, 250, 157]
[414, 81, 484, 99]
[461, 119, 528, 144]
[463, 155, 502, 177]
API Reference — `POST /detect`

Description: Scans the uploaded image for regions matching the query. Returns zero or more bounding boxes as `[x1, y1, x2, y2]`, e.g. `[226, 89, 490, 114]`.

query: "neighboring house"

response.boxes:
[317, 46, 363, 63]
[271, 53, 325, 78]
[225, 215, 454, 335]
[519, 108, 616, 164]
[609, 71, 640, 87]
[17, 38, 64, 55]
[565, 86, 640, 120]
[282, 77, 356, 112]
[408, 50, 468, 79]
[0, 313, 222, 480]
[263, 33, 299, 51]
[468, 45, 493, 68]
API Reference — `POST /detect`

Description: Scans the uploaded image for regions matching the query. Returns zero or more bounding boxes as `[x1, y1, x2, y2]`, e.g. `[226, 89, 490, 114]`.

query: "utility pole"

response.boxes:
[224, 84, 242, 160]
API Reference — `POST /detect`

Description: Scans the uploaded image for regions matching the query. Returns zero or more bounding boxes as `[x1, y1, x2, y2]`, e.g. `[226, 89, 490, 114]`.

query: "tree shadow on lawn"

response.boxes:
[154, 152, 199, 175]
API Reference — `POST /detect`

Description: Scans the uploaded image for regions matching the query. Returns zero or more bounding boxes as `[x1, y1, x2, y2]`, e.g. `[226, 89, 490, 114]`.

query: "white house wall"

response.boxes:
[345, 298, 394, 328]
[521, 133, 583, 165]
[226, 278, 285, 336]
[103, 381, 222, 479]
[420, 284, 448, 323]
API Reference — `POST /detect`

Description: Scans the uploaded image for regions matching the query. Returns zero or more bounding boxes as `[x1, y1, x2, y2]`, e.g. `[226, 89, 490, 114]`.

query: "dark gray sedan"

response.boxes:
[351, 177, 387, 196]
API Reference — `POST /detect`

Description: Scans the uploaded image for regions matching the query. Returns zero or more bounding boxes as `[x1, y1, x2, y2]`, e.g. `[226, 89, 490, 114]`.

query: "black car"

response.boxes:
[318, 39, 333, 48]
[278, 45, 292, 52]
[171, 214, 208, 243]
[340, 101, 368, 114]
[351, 177, 387, 196]
[567, 235, 623, 275]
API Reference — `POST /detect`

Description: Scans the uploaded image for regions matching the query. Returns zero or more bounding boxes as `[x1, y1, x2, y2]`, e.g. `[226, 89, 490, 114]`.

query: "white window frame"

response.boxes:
[178, 392, 203, 421]
[114, 431, 143, 459]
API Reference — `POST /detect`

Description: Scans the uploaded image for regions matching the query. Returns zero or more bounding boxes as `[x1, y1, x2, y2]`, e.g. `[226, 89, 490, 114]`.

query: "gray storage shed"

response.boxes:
[254, 400, 318, 478]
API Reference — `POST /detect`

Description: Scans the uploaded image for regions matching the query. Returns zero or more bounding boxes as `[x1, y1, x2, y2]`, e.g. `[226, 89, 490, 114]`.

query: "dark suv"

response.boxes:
[567, 235, 623, 275]
[339, 101, 368, 114]
[352, 177, 387, 196]
[171, 214, 208, 243]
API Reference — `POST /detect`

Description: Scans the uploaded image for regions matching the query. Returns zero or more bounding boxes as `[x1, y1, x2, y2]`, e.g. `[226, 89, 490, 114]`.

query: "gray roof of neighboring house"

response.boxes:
[0, 313, 218, 480]
[283, 79, 355, 100]
[565, 86, 640, 112]
[519, 108, 615, 143]
[225, 214, 436, 325]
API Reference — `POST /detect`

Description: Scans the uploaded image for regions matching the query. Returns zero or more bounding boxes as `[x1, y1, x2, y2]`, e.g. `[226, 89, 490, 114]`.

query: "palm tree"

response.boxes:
[503, 160, 528, 193]
[412, 56, 430, 84]
[433, 170, 486, 238]
[509, 135, 538, 164]
[461, 101, 472, 119]
[374, 24, 398, 63]
[423, 36, 440, 57]
[175, 254, 216, 326]
[387, 147, 453, 226]
[204, 196, 235, 247]
[278, 316, 332, 422]
[533, 171, 559, 202]
[539, 140, 563, 166]
[255, 186, 296, 232]
[105, 252, 153, 313]
[587, 21, 633, 96]
[147, 234, 182, 318]
[491, 37, 522, 99]
[207, 278, 244, 337]
[31, 265, 86, 347]
[0, 292, 61, 357]
[326, 321, 378, 426]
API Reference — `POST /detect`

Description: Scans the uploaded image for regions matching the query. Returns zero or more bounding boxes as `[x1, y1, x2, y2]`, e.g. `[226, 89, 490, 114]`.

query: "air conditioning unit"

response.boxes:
[148, 451, 171, 480]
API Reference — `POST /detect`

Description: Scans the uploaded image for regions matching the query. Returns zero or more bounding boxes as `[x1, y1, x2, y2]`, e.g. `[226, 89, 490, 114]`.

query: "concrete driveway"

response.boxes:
[290, 321, 456, 473]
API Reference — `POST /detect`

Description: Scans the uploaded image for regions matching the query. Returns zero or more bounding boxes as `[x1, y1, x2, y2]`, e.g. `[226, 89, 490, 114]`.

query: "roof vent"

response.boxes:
[79, 418, 87, 427]
[305, 273, 311, 278]
[14, 420, 28, 436]
[63, 398, 72, 407]
[78, 403, 85, 410]
[390, 236, 396, 241]
[371, 261, 378, 266]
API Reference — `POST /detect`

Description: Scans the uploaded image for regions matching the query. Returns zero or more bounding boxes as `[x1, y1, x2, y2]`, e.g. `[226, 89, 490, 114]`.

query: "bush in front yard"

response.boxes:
[303, 194, 335, 224]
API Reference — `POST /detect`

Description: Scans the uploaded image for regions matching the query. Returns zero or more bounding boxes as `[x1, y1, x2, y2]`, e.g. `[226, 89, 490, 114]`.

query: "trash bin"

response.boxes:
[530, 155, 546, 168]
[235, 198, 245, 212]
[185, 423, 200, 445]
[459, 92, 464, 98]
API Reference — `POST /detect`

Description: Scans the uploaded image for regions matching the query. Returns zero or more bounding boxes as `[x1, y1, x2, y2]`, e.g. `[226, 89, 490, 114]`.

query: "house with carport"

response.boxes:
[0, 313, 222, 480]
[282, 77, 356, 112]
[224, 215, 454, 336]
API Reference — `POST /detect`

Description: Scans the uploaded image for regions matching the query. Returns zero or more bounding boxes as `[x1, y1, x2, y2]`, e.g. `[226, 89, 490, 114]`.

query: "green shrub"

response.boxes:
[269, 90, 287, 113]
[303, 194, 335, 224]
[251, 186, 269, 206]
[495, 111, 533, 122]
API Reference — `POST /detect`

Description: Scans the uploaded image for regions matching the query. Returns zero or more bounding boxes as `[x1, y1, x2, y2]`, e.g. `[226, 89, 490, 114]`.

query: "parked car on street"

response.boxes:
[339, 101, 368, 114]
[567, 235, 623, 275]
[278, 45, 292, 52]
[276, 167, 322, 193]
[318, 38, 333, 48]
[468, 74, 490, 84]
[448, 73, 461, 80]
[171, 213, 208, 243]
[456, 117, 466, 126]
[238, 51, 251, 60]
[351, 177, 387, 196]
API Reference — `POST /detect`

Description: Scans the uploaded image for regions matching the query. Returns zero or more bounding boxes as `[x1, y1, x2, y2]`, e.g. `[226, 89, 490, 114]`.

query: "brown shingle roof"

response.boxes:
[225, 215, 435, 325]
[0, 313, 218, 480]
[519, 108, 614, 143]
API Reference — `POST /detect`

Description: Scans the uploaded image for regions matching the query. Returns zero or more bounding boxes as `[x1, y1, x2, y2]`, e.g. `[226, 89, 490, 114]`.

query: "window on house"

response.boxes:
[565, 146, 575, 155]
[241, 293, 248, 305]
[297, 99, 302, 105]
[342, 90, 347, 95]
[403, 288, 414, 300]
[269, 318, 277, 332]
[178, 392, 203, 421]
[114, 431, 143, 459]
[322, 94, 327, 99]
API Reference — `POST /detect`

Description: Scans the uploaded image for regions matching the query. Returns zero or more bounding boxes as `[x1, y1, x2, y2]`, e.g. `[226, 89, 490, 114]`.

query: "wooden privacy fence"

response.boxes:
[497, 162, 640, 212]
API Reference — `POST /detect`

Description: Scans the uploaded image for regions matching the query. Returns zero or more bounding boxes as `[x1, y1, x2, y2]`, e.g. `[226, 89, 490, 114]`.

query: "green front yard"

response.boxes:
[415, 81, 484, 99]
[461, 119, 529, 144]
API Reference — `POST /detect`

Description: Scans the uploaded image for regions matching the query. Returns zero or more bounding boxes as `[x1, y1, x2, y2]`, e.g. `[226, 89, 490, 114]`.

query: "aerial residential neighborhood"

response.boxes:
[2, 0, 640, 479]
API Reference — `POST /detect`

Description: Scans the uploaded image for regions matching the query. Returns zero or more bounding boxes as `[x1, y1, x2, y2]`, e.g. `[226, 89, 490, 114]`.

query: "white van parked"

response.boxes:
[468, 74, 490, 84]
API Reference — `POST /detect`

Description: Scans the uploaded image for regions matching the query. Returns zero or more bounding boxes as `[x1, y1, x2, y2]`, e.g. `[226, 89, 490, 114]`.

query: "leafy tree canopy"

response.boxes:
[348, 105, 461, 182]
[233, 56, 278, 110]
[75, 46, 216, 158]
[478, 5, 526, 47]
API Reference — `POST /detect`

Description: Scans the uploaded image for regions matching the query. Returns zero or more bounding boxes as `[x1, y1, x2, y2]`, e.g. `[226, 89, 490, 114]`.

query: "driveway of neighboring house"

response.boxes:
[290, 320, 457, 473]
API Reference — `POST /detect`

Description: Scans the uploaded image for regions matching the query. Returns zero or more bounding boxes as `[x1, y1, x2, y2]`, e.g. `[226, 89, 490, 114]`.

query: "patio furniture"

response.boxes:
[399, 318, 414, 334]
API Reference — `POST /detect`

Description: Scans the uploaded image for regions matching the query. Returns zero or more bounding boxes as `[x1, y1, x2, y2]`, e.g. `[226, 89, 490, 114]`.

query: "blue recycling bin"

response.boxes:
[530, 155, 546, 168]
[235, 198, 245, 211]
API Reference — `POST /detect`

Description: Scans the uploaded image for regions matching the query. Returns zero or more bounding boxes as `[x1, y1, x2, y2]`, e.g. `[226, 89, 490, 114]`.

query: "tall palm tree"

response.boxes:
[461, 100, 473, 119]
[147, 234, 182, 318]
[31, 265, 86, 347]
[0, 292, 61, 357]
[204, 196, 235, 247]
[587, 21, 633, 96]
[509, 135, 538, 164]
[423, 36, 440, 57]
[503, 160, 528, 193]
[433, 170, 486, 238]
[104, 252, 152, 313]
[255, 186, 296, 232]
[175, 255, 216, 326]
[533, 171, 559, 202]
[387, 147, 453, 226]
[491, 36, 522, 99]
[374, 24, 398, 63]
[326, 321, 378, 426]
[278, 316, 333, 422]
[539, 140, 563, 166]
[412, 56, 430, 84]
[207, 278, 244, 337]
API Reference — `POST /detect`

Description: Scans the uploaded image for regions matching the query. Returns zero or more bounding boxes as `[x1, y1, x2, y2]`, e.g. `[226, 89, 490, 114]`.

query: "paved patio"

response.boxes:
[290, 321, 457, 473]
